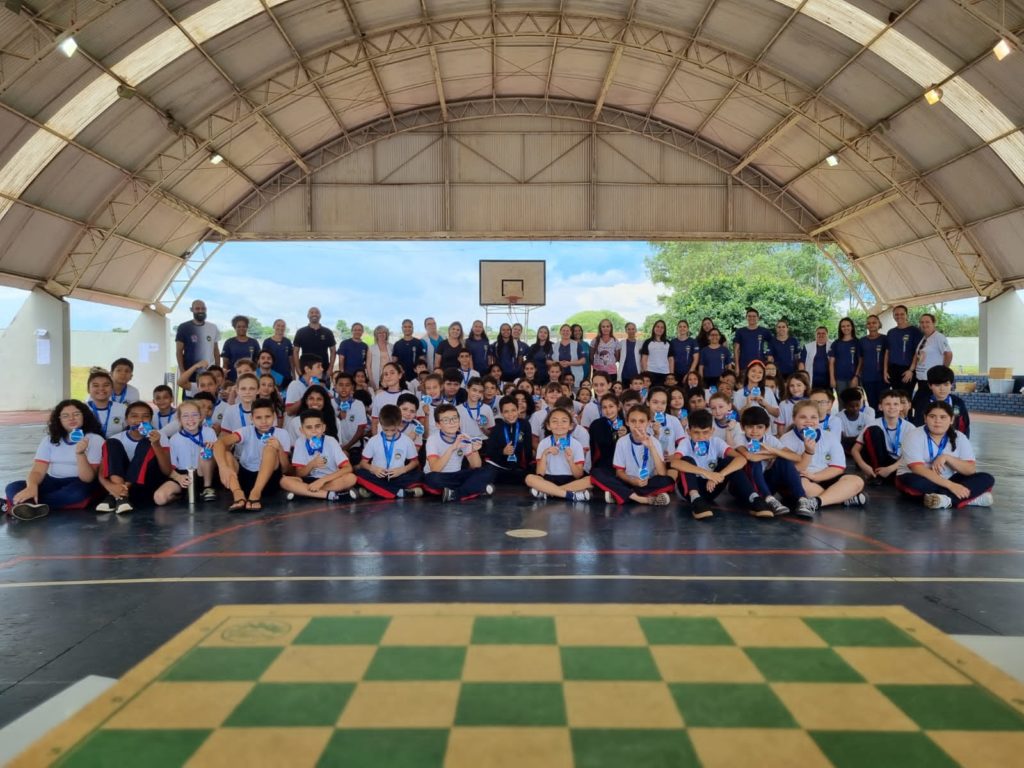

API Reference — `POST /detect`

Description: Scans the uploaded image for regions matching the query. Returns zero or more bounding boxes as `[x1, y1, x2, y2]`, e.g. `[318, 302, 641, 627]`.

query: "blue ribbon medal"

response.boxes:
[69, 428, 84, 443]
[138, 422, 154, 437]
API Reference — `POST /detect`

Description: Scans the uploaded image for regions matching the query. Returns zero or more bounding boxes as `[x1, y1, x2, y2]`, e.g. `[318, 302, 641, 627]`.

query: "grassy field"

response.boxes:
[70, 366, 90, 401]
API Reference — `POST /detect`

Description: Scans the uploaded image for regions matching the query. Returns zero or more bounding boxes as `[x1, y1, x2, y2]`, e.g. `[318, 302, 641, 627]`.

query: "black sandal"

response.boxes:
[228, 493, 247, 512]
[246, 497, 263, 511]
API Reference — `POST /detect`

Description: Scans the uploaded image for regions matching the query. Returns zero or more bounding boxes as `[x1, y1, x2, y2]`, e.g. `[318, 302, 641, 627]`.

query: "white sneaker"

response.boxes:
[408, 486, 424, 498]
[442, 488, 456, 502]
[484, 484, 495, 496]
[843, 492, 867, 507]
[567, 490, 590, 503]
[95, 495, 116, 513]
[530, 488, 547, 501]
[765, 495, 790, 516]
[796, 497, 820, 518]
[114, 497, 133, 515]
[357, 488, 371, 499]
[924, 493, 953, 509]
[349, 489, 359, 500]
[604, 491, 615, 504]
[650, 493, 671, 506]
[286, 492, 296, 500]
[967, 492, 993, 507]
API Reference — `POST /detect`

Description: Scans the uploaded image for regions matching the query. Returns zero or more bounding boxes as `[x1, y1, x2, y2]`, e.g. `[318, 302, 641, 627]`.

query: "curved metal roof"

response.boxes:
[0, 0, 1021, 310]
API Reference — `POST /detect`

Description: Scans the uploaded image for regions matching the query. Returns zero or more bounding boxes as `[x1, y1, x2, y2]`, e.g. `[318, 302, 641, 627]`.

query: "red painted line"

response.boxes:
[159, 504, 333, 555]
[782, 517, 904, 553]
[0, 556, 27, 570]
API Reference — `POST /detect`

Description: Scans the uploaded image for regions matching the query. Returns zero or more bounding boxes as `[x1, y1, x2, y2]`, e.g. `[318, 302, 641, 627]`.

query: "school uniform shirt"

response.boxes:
[669, 337, 700, 375]
[459, 402, 495, 439]
[362, 432, 417, 471]
[838, 409, 873, 439]
[770, 336, 804, 376]
[175, 320, 219, 374]
[153, 410, 176, 432]
[337, 338, 369, 375]
[261, 337, 294, 383]
[744, 433, 785, 458]
[897, 427, 974, 479]
[393, 337, 427, 381]
[572, 424, 592, 473]
[285, 376, 318, 408]
[34, 434, 104, 478]
[536, 434, 586, 476]
[886, 325, 922, 368]
[698, 346, 731, 379]
[650, 412, 685, 458]
[465, 337, 491, 374]
[733, 386, 779, 413]
[220, 337, 261, 379]
[426, 431, 479, 473]
[455, 368, 480, 390]
[592, 337, 620, 376]
[292, 434, 347, 479]
[87, 401, 127, 437]
[529, 407, 551, 438]
[733, 326, 773, 369]
[857, 417, 913, 460]
[232, 425, 293, 473]
[484, 419, 532, 467]
[161, 426, 217, 470]
[674, 436, 731, 472]
[580, 401, 602, 429]
[858, 335, 887, 382]
[829, 339, 859, 382]
[914, 331, 952, 379]
[819, 412, 839, 434]
[613, 435, 665, 479]
[775, 398, 804, 432]
[220, 403, 255, 433]
[370, 389, 405, 419]
[780, 426, 846, 473]
[332, 397, 368, 446]
[109, 430, 148, 462]
[398, 419, 425, 449]
[110, 384, 141, 405]
[211, 399, 230, 430]
[712, 418, 744, 447]
[618, 339, 642, 381]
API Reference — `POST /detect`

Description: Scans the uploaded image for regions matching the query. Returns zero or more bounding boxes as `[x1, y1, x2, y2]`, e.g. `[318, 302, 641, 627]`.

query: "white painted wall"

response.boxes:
[980, 290, 1024, 375]
[0, 289, 70, 410]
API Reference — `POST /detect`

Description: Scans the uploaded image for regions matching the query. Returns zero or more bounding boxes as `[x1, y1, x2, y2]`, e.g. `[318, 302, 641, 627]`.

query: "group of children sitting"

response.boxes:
[1, 338, 994, 522]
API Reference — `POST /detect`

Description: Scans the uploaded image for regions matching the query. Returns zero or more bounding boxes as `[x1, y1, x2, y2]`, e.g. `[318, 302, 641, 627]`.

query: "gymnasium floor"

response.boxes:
[1, 416, 1022, 734]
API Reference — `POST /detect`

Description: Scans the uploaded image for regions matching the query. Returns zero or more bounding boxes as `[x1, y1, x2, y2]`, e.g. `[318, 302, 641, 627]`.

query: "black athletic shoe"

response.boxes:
[95, 495, 116, 513]
[749, 496, 774, 518]
[11, 502, 49, 521]
[691, 497, 714, 520]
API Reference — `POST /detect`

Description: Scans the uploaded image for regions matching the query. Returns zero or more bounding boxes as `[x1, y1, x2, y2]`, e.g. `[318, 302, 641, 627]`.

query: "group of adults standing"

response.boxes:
[175, 300, 951, 406]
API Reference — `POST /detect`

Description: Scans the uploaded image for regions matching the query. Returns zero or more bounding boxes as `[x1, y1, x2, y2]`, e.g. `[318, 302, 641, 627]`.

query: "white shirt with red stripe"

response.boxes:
[233, 426, 293, 473]
[780, 427, 846, 473]
[292, 434, 348, 479]
[34, 434, 104, 478]
[897, 427, 974, 479]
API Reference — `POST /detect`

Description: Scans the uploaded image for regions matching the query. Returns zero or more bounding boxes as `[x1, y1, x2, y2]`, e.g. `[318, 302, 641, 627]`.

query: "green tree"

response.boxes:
[334, 319, 350, 337]
[220, 317, 273, 340]
[561, 310, 630, 334]
[662, 275, 836, 342]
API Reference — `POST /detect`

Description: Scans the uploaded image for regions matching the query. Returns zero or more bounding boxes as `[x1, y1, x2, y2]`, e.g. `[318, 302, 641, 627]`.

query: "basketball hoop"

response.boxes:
[505, 295, 521, 323]
[506, 295, 521, 305]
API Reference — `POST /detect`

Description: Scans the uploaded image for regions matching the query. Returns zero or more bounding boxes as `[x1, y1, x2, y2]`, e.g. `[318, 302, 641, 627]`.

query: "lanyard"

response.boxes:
[89, 402, 112, 434]
[382, 433, 399, 468]
[305, 437, 323, 455]
[883, 418, 903, 457]
[157, 411, 173, 428]
[181, 428, 205, 449]
[112, 388, 127, 403]
[238, 404, 250, 427]
[822, 414, 830, 430]
[461, 369, 472, 387]
[257, 427, 274, 443]
[629, 438, 650, 477]
[465, 403, 483, 423]
[926, 433, 949, 464]
[504, 422, 520, 462]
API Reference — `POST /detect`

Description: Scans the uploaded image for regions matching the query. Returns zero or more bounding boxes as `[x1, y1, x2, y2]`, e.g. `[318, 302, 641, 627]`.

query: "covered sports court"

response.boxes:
[1, 0, 1024, 764]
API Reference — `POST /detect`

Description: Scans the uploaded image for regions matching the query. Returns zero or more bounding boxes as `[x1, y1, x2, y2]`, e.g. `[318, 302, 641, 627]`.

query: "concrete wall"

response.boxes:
[980, 290, 1024, 375]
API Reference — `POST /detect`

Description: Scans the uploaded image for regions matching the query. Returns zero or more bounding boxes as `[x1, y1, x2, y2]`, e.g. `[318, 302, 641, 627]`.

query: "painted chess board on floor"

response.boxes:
[13, 604, 1024, 767]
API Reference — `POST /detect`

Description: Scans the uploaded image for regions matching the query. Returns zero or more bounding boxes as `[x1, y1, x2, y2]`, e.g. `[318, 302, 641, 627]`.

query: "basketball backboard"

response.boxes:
[479, 260, 546, 306]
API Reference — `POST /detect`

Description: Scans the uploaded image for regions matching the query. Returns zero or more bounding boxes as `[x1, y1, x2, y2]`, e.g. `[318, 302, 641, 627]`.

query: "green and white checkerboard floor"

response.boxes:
[14, 604, 1024, 767]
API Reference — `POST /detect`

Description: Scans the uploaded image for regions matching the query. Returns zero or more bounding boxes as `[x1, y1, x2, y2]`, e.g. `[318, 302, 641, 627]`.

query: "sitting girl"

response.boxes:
[525, 407, 592, 502]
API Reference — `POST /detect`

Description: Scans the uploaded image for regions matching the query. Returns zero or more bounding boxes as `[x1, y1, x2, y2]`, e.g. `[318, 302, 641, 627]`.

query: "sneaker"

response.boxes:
[407, 487, 424, 498]
[843, 492, 867, 507]
[286, 491, 296, 500]
[567, 490, 591, 503]
[796, 497, 820, 518]
[201, 487, 217, 502]
[967, 492, 993, 507]
[604, 491, 615, 504]
[95, 495, 116, 513]
[484, 484, 495, 496]
[11, 502, 49, 521]
[531, 488, 548, 501]
[650, 493, 671, 506]
[326, 491, 340, 502]
[114, 497, 133, 515]
[442, 488, 456, 502]
[749, 496, 774, 519]
[357, 487, 371, 499]
[924, 493, 953, 509]
[691, 497, 714, 520]
[765, 495, 790, 516]
[349, 489, 359, 500]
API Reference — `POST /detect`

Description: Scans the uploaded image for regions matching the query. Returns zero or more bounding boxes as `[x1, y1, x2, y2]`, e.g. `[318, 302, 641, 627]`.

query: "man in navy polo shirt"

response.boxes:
[175, 299, 220, 383]
[293, 306, 336, 374]
[732, 307, 774, 370]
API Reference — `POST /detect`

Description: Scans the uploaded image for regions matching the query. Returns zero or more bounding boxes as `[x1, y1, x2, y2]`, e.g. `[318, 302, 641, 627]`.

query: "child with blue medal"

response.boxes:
[424, 404, 495, 502]
[483, 396, 533, 484]
[591, 405, 674, 506]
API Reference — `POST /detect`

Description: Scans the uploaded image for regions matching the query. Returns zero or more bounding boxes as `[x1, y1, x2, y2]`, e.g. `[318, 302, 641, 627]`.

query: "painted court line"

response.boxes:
[2, 574, 1024, 589]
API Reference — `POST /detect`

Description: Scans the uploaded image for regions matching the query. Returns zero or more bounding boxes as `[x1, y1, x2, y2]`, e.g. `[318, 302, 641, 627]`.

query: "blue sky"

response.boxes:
[0, 240, 981, 334]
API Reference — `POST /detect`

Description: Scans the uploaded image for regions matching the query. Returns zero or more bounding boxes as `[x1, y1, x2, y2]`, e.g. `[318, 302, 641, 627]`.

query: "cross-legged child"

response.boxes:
[4, 400, 105, 521]
[895, 401, 994, 509]
[154, 400, 218, 505]
[733, 360, 780, 419]
[281, 410, 357, 501]
[591, 405, 674, 506]
[708, 392, 744, 447]
[529, 382, 564, 449]
[219, 373, 260, 433]
[525, 407, 592, 502]
[779, 400, 867, 518]
[589, 394, 627, 473]
[424, 404, 496, 502]
[332, 372, 368, 464]
[216, 398, 293, 510]
[669, 409, 746, 519]
[775, 372, 809, 437]
[483, 396, 532, 485]
[852, 389, 912, 485]
[837, 387, 874, 453]
[911, 365, 970, 437]
[354, 405, 425, 499]
[460, 378, 495, 439]
[97, 401, 171, 514]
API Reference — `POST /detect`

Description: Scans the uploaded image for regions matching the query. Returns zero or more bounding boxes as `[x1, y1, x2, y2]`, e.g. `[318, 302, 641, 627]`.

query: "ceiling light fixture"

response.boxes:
[924, 86, 943, 105]
[56, 32, 78, 57]
[210, 152, 224, 165]
[993, 38, 1013, 60]
[825, 154, 839, 167]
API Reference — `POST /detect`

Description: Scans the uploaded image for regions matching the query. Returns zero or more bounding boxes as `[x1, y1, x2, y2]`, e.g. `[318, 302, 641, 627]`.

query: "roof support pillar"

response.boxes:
[979, 290, 1024, 376]
[0, 288, 69, 410]
[112, 308, 171, 403]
